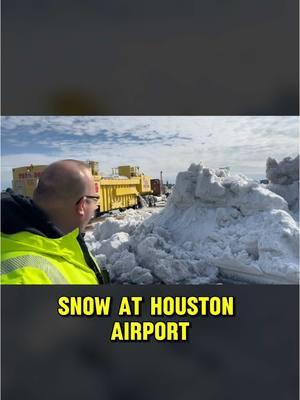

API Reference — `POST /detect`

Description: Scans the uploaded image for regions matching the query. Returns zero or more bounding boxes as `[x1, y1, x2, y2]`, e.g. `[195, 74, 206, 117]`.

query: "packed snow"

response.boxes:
[264, 155, 299, 215]
[85, 159, 299, 285]
[266, 155, 299, 185]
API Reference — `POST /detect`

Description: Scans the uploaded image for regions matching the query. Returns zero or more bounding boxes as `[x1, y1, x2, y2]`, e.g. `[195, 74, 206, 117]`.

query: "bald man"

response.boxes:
[1, 160, 109, 284]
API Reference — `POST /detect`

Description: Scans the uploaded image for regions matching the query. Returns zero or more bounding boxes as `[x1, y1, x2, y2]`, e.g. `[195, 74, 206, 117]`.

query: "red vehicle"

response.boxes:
[150, 179, 161, 196]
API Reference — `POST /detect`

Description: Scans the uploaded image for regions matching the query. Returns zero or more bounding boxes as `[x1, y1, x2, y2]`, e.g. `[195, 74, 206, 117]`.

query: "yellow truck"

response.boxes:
[11, 162, 154, 214]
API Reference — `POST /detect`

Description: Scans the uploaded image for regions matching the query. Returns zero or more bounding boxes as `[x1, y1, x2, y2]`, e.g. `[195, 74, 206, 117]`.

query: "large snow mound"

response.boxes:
[86, 163, 299, 285]
[266, 155, 299, 184]
[265, 155, 299, 214]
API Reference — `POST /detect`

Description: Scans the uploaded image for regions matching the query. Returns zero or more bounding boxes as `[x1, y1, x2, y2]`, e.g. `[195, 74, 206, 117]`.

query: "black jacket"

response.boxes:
[1, 190, 109, 284]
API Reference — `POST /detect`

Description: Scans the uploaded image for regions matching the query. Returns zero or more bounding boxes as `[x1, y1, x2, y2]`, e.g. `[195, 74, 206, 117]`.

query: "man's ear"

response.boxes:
[75, 199, 85, 216]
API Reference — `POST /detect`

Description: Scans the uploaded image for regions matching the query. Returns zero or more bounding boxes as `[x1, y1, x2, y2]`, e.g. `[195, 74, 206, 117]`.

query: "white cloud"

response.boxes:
[1, 116, 299, 189]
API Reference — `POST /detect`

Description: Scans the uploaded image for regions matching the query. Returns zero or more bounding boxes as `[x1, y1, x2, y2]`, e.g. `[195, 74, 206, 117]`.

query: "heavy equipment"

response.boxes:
[11, 161, 154, 214]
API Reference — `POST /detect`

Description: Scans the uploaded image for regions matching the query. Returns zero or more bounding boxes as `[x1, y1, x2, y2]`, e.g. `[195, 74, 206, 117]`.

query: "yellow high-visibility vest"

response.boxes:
[1, 228, 100, 284]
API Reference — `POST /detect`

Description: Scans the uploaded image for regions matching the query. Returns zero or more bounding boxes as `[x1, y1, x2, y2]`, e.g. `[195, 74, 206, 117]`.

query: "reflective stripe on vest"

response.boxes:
[1, 255, 68, 284]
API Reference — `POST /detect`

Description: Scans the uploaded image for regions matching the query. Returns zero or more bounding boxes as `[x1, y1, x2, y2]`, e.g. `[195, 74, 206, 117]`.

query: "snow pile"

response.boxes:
[86, 163, 299, 285]
[85, 209, 158, 284]
[264, 155, 299, 214]
[266, 155, 299, 184]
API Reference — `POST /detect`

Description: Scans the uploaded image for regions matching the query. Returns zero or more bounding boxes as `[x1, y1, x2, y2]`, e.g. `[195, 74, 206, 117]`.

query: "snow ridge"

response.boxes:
[86, 161, 299, 285]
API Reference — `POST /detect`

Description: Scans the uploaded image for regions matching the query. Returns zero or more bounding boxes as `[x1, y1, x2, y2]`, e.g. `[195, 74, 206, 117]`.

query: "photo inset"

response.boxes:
[1, 116, 299, 284]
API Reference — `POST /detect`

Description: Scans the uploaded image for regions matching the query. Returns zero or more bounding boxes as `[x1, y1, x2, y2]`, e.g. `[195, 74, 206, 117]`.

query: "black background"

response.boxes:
[2, 286, 299, 400]
[1, 1, 299, 399]
[1, 0, 299, 115]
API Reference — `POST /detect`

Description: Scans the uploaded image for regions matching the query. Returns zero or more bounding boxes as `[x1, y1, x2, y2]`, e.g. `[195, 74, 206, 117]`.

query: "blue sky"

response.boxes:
[1, 116, 299, 189]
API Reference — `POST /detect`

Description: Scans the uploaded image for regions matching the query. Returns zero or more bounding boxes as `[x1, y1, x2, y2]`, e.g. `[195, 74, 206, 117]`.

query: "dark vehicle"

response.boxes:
[150, 179, 161, 196]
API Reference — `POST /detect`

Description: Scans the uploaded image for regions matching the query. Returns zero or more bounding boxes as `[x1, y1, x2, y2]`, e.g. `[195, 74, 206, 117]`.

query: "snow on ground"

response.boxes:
[85, 160, 299, 285]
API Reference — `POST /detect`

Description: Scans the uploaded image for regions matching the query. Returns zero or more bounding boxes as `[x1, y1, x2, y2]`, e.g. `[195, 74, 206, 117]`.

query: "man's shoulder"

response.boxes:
[1, 189, 13, 200]
[1, 191, 37, 234]
[1, 190, 31, 210]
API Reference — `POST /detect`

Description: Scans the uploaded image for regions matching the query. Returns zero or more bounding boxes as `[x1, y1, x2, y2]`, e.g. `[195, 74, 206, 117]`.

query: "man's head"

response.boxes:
[33, 160, 99, 234]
